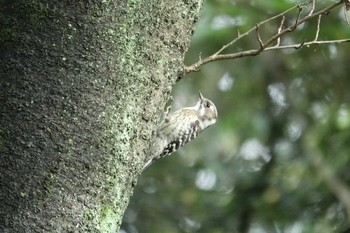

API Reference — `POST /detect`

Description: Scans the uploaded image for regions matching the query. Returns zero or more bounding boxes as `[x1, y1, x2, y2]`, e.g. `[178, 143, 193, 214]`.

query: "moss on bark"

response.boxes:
[0, 0, 203, 231]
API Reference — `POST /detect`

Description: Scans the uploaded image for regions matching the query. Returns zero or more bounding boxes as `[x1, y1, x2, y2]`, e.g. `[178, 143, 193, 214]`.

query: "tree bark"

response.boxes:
[0, 0, 202, 231]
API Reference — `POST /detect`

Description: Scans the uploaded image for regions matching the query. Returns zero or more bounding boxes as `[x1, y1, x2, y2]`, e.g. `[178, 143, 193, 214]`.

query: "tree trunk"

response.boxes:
[0, 0, 202, 231]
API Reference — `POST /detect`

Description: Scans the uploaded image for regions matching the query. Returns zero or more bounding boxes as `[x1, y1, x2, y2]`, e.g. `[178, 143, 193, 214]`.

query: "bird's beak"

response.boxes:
[199, 91, 204, 101]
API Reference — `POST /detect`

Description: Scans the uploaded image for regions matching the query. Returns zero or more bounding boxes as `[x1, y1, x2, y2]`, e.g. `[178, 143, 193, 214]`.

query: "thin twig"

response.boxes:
[287, 4, 303, 32]
[183, 0, 345, 76]
[192, 39, 350, 62]
[256, 25, 264, 49]
[275, 16, 286, 47]
[314, 14, 322, 41]
[308, 0, 316, 16]
[213, 3, 306, 56]
[264, 39, 350, 51]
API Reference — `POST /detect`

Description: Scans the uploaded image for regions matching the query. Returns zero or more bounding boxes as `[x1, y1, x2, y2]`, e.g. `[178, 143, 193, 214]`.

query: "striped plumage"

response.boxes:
[144, 92, 218, 170]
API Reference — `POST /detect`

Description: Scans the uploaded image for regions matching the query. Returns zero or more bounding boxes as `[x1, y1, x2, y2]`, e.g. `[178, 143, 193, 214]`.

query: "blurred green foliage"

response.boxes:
[122, 0, 350, 232]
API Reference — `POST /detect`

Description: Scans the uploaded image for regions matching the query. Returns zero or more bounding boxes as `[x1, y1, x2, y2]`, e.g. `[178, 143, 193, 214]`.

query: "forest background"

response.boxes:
[122, 1, 350, 233]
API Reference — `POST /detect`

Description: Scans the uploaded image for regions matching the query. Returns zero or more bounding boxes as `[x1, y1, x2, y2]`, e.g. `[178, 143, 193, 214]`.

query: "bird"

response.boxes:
[143, 92, 218, 170]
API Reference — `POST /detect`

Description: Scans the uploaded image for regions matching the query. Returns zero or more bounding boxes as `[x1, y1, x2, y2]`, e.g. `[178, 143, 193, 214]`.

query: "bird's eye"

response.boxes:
[205, 101, 211, 108]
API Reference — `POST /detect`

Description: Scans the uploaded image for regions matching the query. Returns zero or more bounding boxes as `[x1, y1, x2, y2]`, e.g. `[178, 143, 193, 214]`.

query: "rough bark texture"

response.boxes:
[0, 0, 202, 232]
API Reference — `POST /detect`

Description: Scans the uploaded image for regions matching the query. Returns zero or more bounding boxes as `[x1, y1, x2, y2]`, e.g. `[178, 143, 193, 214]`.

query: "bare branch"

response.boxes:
[289, 4, 303, 31]
[255, 24, 264, 49]
[314, 14, 322, 41]
[308, 0, 316, 16]
[275, 16, 286, 47]
[264, 39, 350, 51]
[213, 3, 305, 56]
[183, 0, 346, 77]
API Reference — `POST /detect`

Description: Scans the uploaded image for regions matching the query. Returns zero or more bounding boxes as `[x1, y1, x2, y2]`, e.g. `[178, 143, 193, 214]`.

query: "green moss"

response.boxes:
[36, 171, 58, 204]
[0, 27, 15, 43]
[25, 0, 47, 24]
[81, 0, 201, 230]
[97, 206, 118, 232]
[20, 191, 29, 198]
[83, 209, 94, 223]
[83, 204, 119, 232]
[43, 172, 57, 195]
